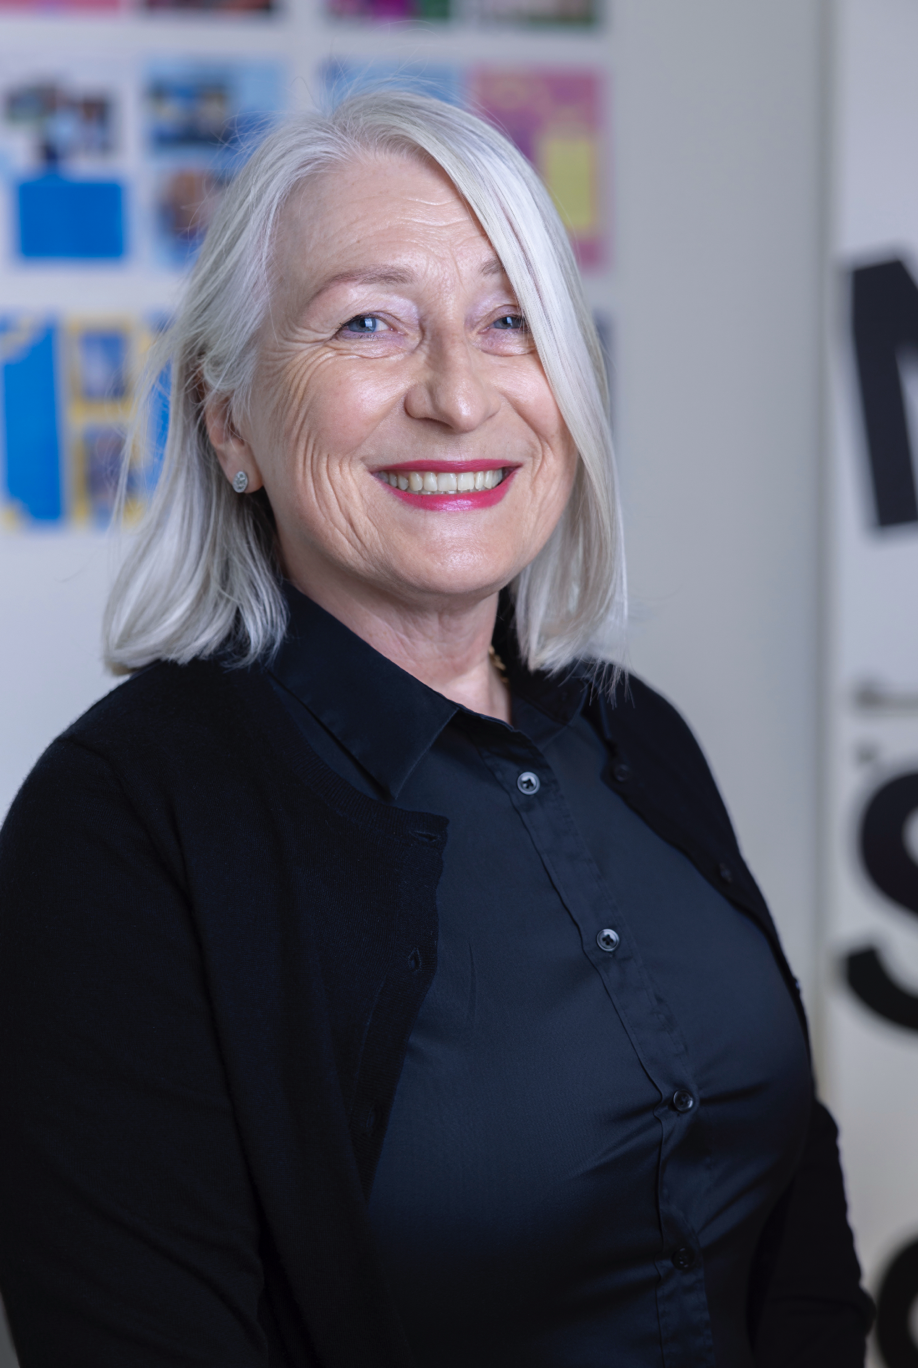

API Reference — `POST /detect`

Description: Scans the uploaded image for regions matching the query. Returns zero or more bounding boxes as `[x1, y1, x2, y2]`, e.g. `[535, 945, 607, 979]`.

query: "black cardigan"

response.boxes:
[0, 657, 873, 1367]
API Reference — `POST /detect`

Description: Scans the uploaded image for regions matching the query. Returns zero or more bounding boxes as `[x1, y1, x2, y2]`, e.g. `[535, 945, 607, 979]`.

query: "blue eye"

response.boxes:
[343, 315, 381, 333]
[492, 314, 527, 331]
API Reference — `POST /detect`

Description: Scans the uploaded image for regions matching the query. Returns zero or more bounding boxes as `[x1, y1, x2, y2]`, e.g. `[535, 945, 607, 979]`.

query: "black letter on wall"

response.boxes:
[852, 259, 918, 527]
[845, 773, 918, 1030]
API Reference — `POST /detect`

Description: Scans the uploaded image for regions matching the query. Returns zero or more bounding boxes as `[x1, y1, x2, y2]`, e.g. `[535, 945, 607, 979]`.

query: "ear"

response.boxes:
[204, 392, 265, 494]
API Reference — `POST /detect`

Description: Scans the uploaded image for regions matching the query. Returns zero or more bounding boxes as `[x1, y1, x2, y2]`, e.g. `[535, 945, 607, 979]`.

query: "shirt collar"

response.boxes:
[269, 584, 587, 799]
[270, 585, 459, 799]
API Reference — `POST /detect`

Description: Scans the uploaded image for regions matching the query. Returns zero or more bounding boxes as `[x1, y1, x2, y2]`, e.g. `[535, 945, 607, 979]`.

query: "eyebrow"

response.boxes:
[314, 267, 416, 293]
[310, 255, 508, 299]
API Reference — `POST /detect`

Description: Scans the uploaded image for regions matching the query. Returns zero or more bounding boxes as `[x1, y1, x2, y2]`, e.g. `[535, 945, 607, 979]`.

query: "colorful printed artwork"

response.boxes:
[321, 63, 605, 269]
[143, 60, 284, 264]
[470, 67, 603, 268]
[0, 319, 62, 524]
[143, 0, 273, 12]
[65, 320, 132, 523]
[326, 0, 448, 21]
[0, 0, 120, 11]
[0, 57, 287, 268]
[18, 177, 124, 258]
[3, 80, 117, 163]
[0, 317, 165, 527]
[470, 0, 596, 24]
[325, 0, 595, 25]
[1, 66, 128, 259]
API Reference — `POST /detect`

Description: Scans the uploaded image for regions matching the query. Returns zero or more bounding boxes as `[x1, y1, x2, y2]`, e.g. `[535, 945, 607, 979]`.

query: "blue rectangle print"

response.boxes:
[144, 61, 284, 169]
[1, 321, 62, 522]
[18, 177, 125, 260]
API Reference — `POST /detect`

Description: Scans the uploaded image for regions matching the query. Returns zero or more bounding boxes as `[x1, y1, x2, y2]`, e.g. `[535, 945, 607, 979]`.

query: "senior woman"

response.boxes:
[0, 92, 871, 1367]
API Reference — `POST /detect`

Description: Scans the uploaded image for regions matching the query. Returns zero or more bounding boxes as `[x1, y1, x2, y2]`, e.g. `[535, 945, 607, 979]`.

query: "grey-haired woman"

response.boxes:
[0, 92, 872, 1367]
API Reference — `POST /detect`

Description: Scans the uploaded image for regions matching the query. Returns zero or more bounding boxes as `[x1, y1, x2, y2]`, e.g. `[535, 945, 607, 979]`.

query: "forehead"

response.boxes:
[273, 151, 500, 291]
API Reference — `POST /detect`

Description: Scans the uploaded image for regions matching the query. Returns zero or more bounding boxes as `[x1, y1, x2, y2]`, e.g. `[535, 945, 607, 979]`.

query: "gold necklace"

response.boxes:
[488, 644, 509, 687]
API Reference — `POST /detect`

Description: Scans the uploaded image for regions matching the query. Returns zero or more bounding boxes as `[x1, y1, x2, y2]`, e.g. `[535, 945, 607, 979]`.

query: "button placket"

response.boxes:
[473, 725, 712, 1364]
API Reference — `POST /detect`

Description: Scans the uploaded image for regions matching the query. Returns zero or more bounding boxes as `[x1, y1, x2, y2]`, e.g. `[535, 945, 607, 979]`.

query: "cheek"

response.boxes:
[272, 359, 403, 480]
[537, 398, 572, 455]
[525, 425, 578, 546]
[503, 369, 572, 463]
[530, 402, 577, 497]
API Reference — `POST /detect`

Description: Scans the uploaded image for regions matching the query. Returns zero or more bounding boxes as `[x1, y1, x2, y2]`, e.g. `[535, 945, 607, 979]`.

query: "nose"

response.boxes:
[403, 333, 501, 433]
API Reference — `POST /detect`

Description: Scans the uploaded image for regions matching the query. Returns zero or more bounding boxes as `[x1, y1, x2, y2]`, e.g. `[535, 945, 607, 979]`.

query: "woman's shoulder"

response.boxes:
[1, 659, 249, 846]
[2, 653, 393, 857]
[63, 657, 238, 753]
[590, 667, 784, 943]
[590, 667, 716, 788]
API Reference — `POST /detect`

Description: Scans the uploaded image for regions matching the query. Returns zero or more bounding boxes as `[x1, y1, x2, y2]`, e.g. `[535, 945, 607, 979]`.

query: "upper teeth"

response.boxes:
[381, 469, 505, 493]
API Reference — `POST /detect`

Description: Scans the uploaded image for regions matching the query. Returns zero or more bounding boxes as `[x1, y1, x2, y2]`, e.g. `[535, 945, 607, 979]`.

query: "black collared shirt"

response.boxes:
[269, 587, 811, 1368]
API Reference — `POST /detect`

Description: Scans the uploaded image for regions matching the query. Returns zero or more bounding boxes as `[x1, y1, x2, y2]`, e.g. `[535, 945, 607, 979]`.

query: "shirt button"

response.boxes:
[517, 771, 541, 795]
[672, 1089, 695, 1113]
[612, 761, 632, 782]
[672, 1246, 696, 1271]
[718, 861, 734, 883]
[596, 928, 621, 953]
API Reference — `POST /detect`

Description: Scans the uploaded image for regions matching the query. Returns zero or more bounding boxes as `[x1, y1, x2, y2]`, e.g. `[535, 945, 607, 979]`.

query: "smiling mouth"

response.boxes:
[378, 467, 508, 495]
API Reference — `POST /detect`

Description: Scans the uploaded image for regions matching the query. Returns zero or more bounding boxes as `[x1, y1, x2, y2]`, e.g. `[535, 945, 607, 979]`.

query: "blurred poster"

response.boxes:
[0, 0, 120, 11]
[827, 3, 918, 1365]
[469, 68, 603, 268]
[0, 319, 62, 524]
[65, 320, 136, 524]
[325, 0, 448, 22]
[142, 59, 284, 265]
[143, 0, 274, 12]
[320, 62, 605, 270]
[324, 0, 594, 25]
[464, 0, 595, 26]
[0, 61, 128, 259]
[0, 316, 164, 527]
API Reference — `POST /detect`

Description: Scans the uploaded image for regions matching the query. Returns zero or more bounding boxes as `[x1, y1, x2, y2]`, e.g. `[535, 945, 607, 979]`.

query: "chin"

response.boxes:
[390, 561, 516, 606]
[396, 536, 525, 587]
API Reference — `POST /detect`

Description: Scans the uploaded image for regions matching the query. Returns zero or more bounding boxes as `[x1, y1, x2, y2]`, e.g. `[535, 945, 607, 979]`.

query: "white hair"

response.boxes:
[104, 89, 626, 680]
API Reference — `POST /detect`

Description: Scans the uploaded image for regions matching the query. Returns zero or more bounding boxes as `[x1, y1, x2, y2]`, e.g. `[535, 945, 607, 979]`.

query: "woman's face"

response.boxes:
[210, 152, 578, 616]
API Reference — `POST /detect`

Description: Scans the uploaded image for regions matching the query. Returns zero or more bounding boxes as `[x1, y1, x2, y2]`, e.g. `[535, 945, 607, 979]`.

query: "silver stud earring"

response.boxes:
[232, 471, 249, 494]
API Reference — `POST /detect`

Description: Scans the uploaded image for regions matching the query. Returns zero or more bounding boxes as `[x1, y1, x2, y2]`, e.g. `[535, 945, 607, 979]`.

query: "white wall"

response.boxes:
[614, 0, 828, 1026]
[0, 534, 113, 821]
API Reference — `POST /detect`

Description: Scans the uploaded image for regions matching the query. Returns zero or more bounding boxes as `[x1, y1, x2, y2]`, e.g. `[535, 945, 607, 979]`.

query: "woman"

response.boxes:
[0, 91, 872, 1366]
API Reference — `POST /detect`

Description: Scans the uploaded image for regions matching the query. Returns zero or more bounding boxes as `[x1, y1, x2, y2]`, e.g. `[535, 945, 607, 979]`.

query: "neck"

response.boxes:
[290, 575, 511, 723]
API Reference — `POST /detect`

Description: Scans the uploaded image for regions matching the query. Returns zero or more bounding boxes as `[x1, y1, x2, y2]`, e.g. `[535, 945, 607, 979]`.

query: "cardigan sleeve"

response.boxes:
[748, 1098, 875, 1366]
[0, 737, 275, 1368]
